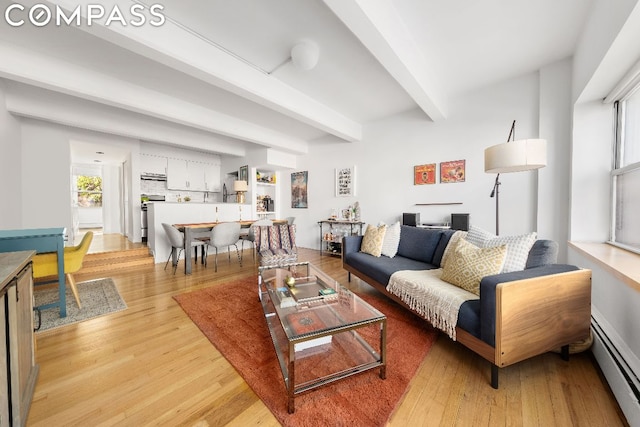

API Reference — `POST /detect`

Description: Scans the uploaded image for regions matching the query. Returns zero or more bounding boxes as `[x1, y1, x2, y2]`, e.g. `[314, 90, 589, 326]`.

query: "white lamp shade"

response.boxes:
[291, 41, 319, 70]
[484, 139, 547, 173]
[233, 180, 248, 192]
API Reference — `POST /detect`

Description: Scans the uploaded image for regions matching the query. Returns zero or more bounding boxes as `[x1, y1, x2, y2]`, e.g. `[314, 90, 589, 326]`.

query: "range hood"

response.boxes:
[141, 173, 167, 181]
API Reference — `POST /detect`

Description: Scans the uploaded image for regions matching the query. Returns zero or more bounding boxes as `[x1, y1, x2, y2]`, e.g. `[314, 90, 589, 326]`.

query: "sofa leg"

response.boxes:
[491, 364, 499, 389]
[348, 271, 351, 282]
[561, 344, 570, 361]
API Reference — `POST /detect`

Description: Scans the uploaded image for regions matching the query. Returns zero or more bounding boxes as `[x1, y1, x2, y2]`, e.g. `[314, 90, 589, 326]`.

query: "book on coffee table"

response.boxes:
[286, 309, 332, 351]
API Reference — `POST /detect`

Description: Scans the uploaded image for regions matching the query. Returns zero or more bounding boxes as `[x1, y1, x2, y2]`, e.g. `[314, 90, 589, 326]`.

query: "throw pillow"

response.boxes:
[440, 230, 468, 268]
[440, 238, 507, 295]
[465, 225, 537, 273]
[360, 224, 387, 257]
[380, 221, 401, 258]
[465, 225, 495, 247]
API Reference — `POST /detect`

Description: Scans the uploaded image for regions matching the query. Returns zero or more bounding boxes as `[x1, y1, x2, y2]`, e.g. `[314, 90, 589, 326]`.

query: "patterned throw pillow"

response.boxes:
[440, 238, 507, 295]
[360, 224, 387, 257]
[380, 221, 401, 258]
[465, 225, 537, 273]
[440, 230, 468, 268]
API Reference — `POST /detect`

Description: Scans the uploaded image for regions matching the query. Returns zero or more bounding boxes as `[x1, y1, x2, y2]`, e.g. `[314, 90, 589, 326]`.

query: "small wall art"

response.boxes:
[291, 171, 308, 208]
[414, 164, 436, 185]
[335, 166, 356, 197]
[239, 165, 248, 182]
[440, 160, 466, 183]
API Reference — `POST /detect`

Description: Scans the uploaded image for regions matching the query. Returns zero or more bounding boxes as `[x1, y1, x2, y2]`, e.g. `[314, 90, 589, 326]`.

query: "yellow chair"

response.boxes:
[32, 231, 94, 309]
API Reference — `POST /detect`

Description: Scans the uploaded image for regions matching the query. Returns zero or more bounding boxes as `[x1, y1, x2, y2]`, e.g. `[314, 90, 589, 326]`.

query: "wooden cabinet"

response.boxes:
[1, 251, 39, 427]
[167, 159, 221, 192]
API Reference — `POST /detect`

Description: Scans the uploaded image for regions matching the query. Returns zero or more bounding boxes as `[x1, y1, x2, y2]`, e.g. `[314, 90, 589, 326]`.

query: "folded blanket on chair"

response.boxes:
[387, 269, 478, 340]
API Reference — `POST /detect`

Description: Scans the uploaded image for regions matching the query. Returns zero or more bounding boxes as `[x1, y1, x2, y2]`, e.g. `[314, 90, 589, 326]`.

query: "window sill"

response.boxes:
[568, 241, 640, 292]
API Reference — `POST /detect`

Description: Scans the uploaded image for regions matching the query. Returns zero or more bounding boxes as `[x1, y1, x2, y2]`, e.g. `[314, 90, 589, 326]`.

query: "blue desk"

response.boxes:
[0, 227, 67, 317]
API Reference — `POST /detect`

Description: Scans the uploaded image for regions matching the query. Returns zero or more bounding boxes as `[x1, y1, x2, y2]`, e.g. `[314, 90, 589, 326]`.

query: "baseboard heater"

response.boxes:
[591, 314, 640, 425]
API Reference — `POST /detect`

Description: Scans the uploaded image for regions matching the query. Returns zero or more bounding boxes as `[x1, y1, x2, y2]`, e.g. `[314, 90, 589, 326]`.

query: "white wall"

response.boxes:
[285, 72, 546, 250]
[538, 58, 573, 262]
[20, 119, 74, 235]
[0, 80, 23, 228]
[102, 164, 123, 234]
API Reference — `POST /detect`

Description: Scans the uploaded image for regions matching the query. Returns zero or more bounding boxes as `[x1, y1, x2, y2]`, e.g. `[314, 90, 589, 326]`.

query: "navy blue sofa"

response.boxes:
[342, 225, 592, 388]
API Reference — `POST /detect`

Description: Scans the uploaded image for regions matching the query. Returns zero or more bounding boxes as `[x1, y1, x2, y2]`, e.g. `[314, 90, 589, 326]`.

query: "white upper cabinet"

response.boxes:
[204, 162, 221, 192]
[167, 158, 189, 190]
[167, 158, 220, 192]
[140, 154, 167, 175]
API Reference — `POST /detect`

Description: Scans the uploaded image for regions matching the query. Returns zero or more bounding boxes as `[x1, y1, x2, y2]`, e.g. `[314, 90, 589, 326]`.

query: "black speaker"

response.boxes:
[451, 213, 470, 231]
[402, 213, 420, 227]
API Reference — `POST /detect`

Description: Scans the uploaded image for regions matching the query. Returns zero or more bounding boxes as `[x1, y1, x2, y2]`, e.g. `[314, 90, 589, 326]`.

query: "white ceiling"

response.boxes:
[0, 0, 593, 164]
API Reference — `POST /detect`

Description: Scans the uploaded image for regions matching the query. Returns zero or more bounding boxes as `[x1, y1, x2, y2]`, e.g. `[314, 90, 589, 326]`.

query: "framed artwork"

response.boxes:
[239, 165, 248, 182]
[414, 164, 436, 185]
[335, 166, 356, 197]
[440, 160, 466, 183]
[291, 171, 308, 208]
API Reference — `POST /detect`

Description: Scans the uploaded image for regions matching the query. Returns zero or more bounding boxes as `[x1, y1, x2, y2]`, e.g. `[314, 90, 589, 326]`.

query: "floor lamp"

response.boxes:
[484, 120, 547, 235]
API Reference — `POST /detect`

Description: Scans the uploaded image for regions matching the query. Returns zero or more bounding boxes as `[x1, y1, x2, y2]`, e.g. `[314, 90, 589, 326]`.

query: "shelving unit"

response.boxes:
[318, 220, 365, 256]
[254, 169, 279, 219]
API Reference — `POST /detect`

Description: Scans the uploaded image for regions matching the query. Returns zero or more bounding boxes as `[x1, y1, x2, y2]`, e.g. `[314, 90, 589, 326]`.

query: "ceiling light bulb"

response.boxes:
[291, 41, 319, 71]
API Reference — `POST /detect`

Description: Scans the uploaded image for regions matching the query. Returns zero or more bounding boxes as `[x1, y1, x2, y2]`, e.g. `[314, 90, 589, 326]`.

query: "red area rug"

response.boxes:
[174, 276, 437, 427]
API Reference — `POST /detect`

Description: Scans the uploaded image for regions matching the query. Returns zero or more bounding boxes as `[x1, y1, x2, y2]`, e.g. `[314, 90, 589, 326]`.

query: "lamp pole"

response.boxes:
[490, 173, 500, 235]
[489, 120, 516, 236]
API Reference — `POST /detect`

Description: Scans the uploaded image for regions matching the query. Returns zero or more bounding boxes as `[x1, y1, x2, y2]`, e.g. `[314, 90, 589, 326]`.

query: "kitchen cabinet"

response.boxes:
[1, 251, 39, 427]
[204, 162, 221, 192]
[167, 159, 220, 192]
[140, 153, 167, 175]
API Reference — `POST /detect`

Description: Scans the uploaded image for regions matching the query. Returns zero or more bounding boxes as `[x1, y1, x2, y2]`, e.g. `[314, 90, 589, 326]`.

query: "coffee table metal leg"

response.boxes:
[288, 342, 295, 413]
[380, 319, 387, 379]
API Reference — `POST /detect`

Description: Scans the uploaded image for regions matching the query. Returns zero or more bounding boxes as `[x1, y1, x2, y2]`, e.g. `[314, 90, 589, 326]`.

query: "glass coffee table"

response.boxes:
[258, 262, 387, 413]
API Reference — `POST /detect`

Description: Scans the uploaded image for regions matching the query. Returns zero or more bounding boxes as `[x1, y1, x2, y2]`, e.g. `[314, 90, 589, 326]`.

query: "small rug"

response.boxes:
[34, 278, 127, 332]
[174, 276, 438, 427]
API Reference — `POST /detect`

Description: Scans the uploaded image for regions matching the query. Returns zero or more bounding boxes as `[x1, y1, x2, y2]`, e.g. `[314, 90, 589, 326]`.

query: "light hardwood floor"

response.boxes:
[28, 235, 628, 426]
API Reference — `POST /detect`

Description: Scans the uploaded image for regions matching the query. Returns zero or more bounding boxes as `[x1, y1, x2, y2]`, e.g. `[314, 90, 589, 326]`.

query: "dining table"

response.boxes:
[173, 219, 287, 274]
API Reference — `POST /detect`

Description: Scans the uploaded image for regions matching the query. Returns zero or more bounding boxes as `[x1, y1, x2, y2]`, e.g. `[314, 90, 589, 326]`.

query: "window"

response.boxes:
[76, 175, 103, 207]
[611, 89, 640, 252]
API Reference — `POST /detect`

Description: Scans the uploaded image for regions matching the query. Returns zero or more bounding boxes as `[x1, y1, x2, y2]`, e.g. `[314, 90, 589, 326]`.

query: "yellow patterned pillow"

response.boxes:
[440, 230, 468, 268]
[440, 238, 507, 295]
[360, 224, 387, 257]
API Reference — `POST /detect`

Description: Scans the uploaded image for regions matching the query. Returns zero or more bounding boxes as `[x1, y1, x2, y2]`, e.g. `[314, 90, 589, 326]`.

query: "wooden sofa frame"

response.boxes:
[343, 261, 592, 388]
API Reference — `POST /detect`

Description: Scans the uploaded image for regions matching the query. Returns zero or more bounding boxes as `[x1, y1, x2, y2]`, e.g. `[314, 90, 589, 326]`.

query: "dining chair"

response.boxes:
[162, 223, 207, 274]
[32, 231, 94, 309]
[205, 222, 242, 272]
[240, 219, 273, 262]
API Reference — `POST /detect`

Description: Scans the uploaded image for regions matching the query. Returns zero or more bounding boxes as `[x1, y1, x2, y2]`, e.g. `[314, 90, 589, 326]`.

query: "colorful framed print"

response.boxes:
[440, 160, 466, 183]
[291, 171, 308, 208]
[414, 164, 436, 185]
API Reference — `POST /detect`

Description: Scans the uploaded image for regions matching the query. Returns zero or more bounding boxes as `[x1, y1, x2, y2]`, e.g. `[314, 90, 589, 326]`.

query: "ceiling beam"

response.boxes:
[44, 0, 363, 142]
[323, 0, 447, 121]
[4, 82, 247, 157]
[0, 42, 309, 155]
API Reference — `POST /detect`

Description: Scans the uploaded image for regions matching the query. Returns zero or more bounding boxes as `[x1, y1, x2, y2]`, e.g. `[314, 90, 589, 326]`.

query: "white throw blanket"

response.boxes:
[386, 269, 478, 340]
